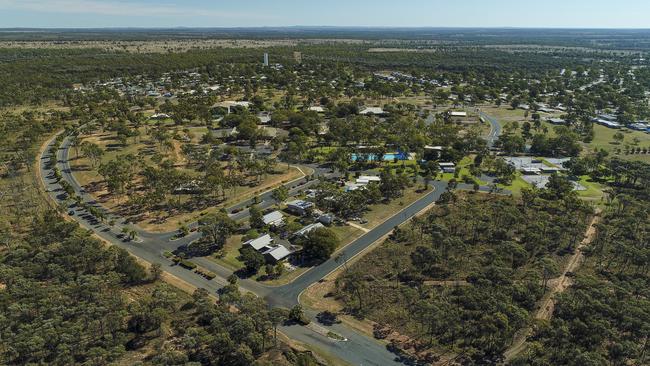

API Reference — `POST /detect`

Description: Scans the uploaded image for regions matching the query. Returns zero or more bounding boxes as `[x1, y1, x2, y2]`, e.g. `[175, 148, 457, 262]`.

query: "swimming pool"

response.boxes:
[351, 152, 408, 162]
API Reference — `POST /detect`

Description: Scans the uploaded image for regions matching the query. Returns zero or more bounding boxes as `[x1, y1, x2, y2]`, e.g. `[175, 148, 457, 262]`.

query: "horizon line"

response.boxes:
[2, 26, 650, 31]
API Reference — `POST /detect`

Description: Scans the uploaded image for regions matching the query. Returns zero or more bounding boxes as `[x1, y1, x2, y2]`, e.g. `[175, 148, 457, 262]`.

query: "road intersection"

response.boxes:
[38, 112, 502, 365]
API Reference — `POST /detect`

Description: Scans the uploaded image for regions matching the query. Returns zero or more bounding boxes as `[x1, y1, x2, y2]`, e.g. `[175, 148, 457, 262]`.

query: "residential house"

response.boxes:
[318, 214, 334, 226]
[439, 162, 456, 173]
[243, 234, 274, 251]
[286, 200, 314, 216]
[263, 211, 285, 227]
[293, 222, 325, 237]
[359, 107, 387, 116]
[263, 245, 292, 263]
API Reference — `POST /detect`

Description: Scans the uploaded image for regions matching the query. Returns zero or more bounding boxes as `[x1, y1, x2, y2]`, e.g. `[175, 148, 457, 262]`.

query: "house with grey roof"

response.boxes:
[243, 234, 274, 251]
[263, 211, 285, 227]
[286, 200, 314, 216]
[263, 245, 292, 263]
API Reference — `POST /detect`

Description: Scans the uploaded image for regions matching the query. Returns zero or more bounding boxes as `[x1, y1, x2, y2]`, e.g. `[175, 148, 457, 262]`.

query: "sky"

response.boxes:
[0, 0, 649, 29]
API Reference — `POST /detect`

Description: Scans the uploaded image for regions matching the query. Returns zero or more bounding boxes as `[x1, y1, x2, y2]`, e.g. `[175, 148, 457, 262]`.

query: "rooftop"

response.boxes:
[263, 211, 284, 225]
[293, 222, 325, 237]
[263, 245, 292, 261]
[359, 107, 386, 115]
[244, 234, 273, 251]
[286, 200, 314, 209]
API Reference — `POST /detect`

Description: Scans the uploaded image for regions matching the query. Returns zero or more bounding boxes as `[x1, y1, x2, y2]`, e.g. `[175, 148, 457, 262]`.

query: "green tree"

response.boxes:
[198, 212, 237, 252]
[271, 185, 289, 205]
[248, 205, 265, 229]
[240, 247, 265, 274]
[301, 227, 340, 262]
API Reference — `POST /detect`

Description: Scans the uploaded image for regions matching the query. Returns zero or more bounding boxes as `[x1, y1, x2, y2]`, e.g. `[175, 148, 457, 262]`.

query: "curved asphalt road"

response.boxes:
[478, 111, 502, 148]
[40, 133, 453, 365]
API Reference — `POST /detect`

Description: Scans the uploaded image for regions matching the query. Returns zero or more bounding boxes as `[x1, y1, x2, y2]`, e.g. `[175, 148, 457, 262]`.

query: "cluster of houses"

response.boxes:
[503, 156, 585, 190]
[547, 112, 650, 133]
[241, 199, 334, 264]
[592, 113, 650, 132]
[504, 157, 567, 176]
[242, 234, 292, 263]
[592, 113, 623, 129]
[86, 71, 210, 99]
[372, 71, 446, 87]
[630, 122, 650, 133]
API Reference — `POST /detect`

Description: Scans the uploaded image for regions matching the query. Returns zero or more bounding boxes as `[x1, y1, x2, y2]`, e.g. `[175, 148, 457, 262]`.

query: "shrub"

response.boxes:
[179, 260, 197, 270]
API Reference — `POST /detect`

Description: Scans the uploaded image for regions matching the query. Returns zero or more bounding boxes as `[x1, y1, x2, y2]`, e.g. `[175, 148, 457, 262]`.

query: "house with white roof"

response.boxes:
[358, 175, 381, 183]
[150, 113, 170, 120]
[293, 222, 325, 238]
[359, 107, 387, 116]
[263, 211, 284, 227]
[439, 162, 456, 173]
[257, 112, 271, 124]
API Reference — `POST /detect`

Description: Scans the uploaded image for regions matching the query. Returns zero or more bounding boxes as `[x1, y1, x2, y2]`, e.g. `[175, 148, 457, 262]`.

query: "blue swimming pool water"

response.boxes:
[351, 152, 408, 162]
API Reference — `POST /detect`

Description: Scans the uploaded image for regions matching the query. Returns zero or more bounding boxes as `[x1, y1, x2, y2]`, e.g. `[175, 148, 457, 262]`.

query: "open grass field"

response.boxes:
[584, 124, 650, 163]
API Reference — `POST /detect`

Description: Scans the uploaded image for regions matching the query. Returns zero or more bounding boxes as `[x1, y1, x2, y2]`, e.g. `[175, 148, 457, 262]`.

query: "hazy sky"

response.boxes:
[1, 0, 649, 28]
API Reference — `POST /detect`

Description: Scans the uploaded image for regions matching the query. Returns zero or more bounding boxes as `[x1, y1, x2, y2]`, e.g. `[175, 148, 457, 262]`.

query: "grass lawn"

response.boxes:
[496, 172, 531, 196]
[584, 125, 650, 163]
[209, 235, 245, 270]
[329, 225, 366, 245]
[576, 176, 607, 203]
[360, 185, 431, 229]
[439, 156, 487, 186]
[480, 105, 529, 124]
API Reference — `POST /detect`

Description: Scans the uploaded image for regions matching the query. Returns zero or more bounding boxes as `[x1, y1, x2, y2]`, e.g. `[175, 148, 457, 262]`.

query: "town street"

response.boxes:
[38, 131, 479, 366]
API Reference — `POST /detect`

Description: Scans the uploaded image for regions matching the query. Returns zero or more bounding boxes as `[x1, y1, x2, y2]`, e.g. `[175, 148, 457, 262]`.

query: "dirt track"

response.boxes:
[503, 212, 601, 362]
